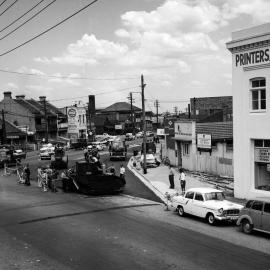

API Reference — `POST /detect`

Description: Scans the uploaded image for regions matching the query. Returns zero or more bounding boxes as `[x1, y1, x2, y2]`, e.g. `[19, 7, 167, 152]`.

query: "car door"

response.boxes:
[250, 200, 263, 229]
[183, 191, 194, 214]
[192, 192, 205, 217]
[262, 203, 270, 232]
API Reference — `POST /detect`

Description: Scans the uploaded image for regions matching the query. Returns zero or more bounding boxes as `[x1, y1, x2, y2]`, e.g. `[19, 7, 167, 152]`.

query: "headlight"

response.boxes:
[218, 208, 224, 215]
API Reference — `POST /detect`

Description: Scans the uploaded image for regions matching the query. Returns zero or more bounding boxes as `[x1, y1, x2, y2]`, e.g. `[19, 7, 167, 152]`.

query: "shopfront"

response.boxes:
[227, 23, 270, 198]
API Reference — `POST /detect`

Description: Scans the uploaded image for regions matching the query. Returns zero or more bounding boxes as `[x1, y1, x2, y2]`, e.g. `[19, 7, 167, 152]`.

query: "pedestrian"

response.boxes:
[61, 170, 69, 192]
[37, 167, 42, 187]
[120, 164, 125, 179]
[24, 164, 31, 186]
[179, 168, 186, 194]
[83, 147, 88, 161]
[168, 165, 174, 189]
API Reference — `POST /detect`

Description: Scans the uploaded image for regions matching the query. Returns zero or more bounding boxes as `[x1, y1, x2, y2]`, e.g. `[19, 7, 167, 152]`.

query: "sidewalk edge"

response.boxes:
[127, 160, 167, 205]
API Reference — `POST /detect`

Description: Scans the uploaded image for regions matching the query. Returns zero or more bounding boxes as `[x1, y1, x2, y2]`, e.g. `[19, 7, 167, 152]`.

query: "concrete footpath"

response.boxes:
[127, 152, 245, 205]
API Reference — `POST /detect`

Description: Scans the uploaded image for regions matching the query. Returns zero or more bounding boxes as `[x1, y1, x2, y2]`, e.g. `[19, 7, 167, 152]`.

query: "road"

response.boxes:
[25, 146, 163, 203]
[0, 170, 270, 270]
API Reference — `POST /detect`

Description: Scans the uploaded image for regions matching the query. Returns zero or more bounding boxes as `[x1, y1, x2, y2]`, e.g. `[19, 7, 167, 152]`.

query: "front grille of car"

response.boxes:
[224, 209, 240, 216]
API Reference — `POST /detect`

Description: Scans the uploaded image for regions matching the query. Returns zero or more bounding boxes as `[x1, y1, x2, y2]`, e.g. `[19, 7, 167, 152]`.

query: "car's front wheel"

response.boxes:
[177, 206, 185, 217]
[241, 219, 253, 234]
[206, 213, 216, 225]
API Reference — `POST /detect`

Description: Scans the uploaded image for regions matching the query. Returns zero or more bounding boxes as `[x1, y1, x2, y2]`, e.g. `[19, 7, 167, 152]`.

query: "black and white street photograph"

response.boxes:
[0, 0, 270, 269]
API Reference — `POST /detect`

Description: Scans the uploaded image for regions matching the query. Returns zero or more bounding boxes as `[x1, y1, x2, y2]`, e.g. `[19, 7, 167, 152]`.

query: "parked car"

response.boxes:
[13, 149, 26, 160]
[171, 187, 244, 225]
[140, 154, 160, 168]
[90, 141, 105, 151]
[236, 198, 270, 234]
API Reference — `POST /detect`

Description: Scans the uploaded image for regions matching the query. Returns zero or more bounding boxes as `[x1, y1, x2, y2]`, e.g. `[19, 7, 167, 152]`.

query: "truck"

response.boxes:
[109, 138, 127, 161]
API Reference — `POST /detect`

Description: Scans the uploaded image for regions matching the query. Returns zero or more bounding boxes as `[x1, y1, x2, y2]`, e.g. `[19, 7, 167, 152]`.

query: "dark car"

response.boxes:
[236, 198, 270, 234]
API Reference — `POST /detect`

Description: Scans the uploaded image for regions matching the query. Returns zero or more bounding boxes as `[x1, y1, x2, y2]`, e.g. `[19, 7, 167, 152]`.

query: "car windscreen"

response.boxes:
[204, 192, 225, 201]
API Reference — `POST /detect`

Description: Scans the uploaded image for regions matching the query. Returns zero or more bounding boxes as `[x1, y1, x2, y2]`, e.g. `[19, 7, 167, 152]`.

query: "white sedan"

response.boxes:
[140, 154, 160, 168]
[171, 187, 244, 225]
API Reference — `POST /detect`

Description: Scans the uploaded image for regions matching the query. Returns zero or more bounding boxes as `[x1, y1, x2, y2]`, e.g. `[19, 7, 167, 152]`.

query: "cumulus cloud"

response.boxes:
[48, 73, 82, 86]
[17, 66, 46, 76]
[6, 82, 19, 89]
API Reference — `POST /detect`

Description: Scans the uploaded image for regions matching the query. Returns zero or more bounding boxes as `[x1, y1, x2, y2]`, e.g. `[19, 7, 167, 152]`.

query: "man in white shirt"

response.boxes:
[120, 164, 125, 179]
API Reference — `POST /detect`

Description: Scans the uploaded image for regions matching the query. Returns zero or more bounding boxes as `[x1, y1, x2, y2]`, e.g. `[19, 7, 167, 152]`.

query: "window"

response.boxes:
[194, 193, 204, 201]
[182, 143, 189, 156]
[245, 200, 254, 208]
[250, 78, 266, 111]
[185, 191, 194, 199]
[251, 201, 263, 211]
[264, 203, 270, 213]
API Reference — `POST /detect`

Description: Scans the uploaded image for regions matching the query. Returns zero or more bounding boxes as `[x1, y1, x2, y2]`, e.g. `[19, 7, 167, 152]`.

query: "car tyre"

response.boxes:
[241, 219, 253, 234]
[207, 213, 216, 225]
[177, 206, 185, 217]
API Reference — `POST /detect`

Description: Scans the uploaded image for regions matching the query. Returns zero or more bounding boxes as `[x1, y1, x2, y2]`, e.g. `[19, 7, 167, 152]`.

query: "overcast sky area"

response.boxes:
[0, 0, 269, 113]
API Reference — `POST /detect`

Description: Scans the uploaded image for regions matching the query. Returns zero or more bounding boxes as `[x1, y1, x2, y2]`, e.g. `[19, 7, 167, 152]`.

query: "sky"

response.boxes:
[0, 0, 270, 113]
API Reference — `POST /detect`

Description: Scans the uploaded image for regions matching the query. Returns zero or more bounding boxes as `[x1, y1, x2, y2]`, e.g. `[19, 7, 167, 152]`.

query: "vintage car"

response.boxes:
[13, 149, 26, 160]
[236, 198, 270, 234]
[140, 154, 160, 168]
[40, 145, 54, 160]
[171, 187, 244, 225]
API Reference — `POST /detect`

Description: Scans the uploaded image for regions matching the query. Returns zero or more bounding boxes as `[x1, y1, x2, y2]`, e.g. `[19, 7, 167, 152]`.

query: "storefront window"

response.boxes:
[254, 139, 270, 192]
[250, 78, 266, 111]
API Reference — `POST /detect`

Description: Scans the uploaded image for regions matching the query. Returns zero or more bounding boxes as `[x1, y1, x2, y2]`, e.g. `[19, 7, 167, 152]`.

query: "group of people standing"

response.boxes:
[37, 166, 58, 192]
[168, 165, 186, 194]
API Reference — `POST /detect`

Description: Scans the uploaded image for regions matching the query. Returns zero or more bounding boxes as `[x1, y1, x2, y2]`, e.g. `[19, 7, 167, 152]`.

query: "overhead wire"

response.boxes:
[0, 0, 18, 17]
[0, 68, 138, 81]
[0, 0, 46, 34]
[0, 0, 8, 8]
[0, 0, 57, 41]
[0, 0, 99, 57]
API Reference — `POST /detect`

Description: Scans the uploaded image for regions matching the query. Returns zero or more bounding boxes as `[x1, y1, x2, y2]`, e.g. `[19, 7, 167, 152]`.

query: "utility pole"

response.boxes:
[40, 96, 49, 143]
[1, 109, 6, 144]
[154, 99, 159, 129]
[141, 74, 147, 174]
[127, 92, 135, 134]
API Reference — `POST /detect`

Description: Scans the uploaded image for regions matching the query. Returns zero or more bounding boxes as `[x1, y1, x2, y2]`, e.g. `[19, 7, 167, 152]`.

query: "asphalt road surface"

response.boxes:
[0, 173, 269, 270]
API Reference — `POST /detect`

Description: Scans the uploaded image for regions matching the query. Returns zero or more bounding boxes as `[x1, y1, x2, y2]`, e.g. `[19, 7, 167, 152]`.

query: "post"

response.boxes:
[155, 99, 159, 129]
[1, 109, 6, 144]
[141, 74, 147, 174]
[128, 92, 134, 134]
[40, 96, 49, 143]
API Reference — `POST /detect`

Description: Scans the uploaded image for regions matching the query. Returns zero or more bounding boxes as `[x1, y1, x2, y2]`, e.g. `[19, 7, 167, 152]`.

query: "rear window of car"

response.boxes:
[251, 201, 263, 211]
[264, 203, 270, 214]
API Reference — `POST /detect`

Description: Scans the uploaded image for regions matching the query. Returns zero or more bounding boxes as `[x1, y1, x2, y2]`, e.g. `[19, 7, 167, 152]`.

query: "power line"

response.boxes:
[0, 0, 8, 8]
[48, 85, 140, 102]
[0, 0, 18, 17]
[0, 0, 99, 57]
[0, 0, 56, 41]
[0, 0, 46, 35]
[0, 68, 138, 81]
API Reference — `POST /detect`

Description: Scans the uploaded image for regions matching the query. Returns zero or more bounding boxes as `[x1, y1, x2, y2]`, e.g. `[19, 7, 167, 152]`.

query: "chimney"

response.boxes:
[3, 91, 12, 99]
[15, 95, 25, 99]
[39, 96, 46, 102]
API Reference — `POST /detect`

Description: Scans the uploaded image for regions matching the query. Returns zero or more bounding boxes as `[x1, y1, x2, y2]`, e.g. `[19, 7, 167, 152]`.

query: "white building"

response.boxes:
[67, 105, 87, 142]
[227, 23, 270, 198]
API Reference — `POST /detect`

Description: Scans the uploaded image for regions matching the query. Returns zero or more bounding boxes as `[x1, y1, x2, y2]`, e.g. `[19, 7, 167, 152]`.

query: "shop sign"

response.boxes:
[7, 135, 19, 139]
[175, 122, 192, 141]
[234, 47, 270, 67]
[254, 147, 270, 163]
[157, 129, 165, 136]
[115, 124, 122, 130]
[67, 108, 77, 118]
[197, 134, 212, 149]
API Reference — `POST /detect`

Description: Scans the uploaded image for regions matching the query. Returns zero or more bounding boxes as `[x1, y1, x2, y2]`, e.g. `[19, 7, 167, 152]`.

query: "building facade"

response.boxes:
[227, 23, 270, 198]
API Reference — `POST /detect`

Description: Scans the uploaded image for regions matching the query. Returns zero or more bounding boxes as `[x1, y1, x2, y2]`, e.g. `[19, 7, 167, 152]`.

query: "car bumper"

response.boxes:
[215, 215, 239, 221]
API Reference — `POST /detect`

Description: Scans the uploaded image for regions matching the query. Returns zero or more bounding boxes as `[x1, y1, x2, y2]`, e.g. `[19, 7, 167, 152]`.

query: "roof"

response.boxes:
[0, 119, 26, 137]
[14, 98, 65, 117]
[187, 187, 221, 193]
[103, 102, 141, 112]
[196, 121, 233, 141]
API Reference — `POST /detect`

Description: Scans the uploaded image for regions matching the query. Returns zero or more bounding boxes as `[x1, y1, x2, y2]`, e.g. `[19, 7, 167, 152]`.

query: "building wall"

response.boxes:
[0, 98, 36, 132]
[227, 23, 270, 198]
